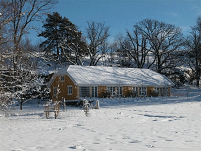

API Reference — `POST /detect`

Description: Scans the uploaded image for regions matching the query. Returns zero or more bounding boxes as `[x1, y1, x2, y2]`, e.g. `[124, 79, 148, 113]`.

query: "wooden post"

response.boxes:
[64, 98, 66, 111]
[54, 111, 57, 119]
[45, 106, 49, 119]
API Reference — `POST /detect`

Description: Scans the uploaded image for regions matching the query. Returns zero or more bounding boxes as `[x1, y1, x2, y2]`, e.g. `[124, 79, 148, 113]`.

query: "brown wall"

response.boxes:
[168, 87, 171, 96]
[51, 75, 78, 101]
[98, 86, 107, 97]
[147, 87, 155, 96]
[122, 86, 133, 97]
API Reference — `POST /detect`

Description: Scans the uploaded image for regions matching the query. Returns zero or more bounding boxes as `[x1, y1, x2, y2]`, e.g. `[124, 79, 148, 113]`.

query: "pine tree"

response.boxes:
[39, 12, 62, 56]
[39, 12, 87, 65]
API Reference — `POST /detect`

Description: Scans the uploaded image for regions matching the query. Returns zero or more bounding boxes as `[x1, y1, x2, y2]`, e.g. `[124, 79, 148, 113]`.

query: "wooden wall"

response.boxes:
[147, 87, 154, 97]
[122, 86, 133, 97]
[51, 75, 78, 101]
[98, 86, 107, 97]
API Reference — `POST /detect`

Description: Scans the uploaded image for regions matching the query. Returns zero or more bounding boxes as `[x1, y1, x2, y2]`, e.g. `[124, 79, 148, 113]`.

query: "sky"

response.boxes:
[31, 0, 201, 44]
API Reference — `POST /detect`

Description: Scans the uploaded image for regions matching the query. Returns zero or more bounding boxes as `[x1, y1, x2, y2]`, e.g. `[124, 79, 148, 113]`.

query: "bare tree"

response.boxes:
[108, 41, 119, 66]
[185, 24, 201, 87]
[86, 21, 110, 66]
[119, 28, 149, 68]
[10, 0, 57, 60]
[0, 0, 13, 46]
[134, 19, 184, 74]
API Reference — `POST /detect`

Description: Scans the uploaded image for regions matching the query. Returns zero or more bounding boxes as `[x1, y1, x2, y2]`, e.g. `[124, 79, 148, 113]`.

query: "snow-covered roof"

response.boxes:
[48, 65, 174, 87]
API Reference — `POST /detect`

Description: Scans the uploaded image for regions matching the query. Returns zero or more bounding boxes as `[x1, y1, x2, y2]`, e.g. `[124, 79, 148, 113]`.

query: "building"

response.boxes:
[47, 65, 174, 101]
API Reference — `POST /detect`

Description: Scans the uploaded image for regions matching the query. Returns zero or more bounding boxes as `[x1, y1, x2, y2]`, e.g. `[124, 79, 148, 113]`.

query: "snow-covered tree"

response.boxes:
[0, 0, 57, 110]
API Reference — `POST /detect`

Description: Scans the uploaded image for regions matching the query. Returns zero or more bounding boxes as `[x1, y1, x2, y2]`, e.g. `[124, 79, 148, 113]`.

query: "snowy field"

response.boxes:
[1, 87, 201, 151]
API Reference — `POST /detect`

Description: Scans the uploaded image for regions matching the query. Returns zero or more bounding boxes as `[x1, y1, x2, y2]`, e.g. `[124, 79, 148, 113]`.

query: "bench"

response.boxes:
[44, 110, 59, 119]
[44, 101, 60, 119]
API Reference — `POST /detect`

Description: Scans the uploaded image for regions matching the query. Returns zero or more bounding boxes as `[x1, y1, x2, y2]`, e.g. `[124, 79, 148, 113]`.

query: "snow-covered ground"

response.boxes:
[1, 87, 201, 151]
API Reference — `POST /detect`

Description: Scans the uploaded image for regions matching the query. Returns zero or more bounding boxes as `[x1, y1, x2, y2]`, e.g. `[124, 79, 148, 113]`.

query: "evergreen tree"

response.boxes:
[39, 12, 87, 65]
[39, 12, 62, 56]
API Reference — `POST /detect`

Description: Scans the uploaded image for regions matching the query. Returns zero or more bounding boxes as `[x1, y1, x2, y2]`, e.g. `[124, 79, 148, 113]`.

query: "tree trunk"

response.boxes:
[196, 69, 200, 88]
[20, 100, 23, 110]
[57, 47, 59, 55]
[196, 78, 199, 88]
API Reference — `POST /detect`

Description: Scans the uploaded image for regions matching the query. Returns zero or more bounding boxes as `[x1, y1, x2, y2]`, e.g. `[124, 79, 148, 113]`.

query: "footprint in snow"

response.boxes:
[146, 144, 155, 148]
[130, 140, 141, 143]
[70, 145, 82, 149]
[58, 127, 65, 130]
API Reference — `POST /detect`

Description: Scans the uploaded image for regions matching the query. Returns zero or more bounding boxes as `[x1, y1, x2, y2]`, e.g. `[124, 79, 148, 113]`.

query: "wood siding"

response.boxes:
[51, 75, 78, 101]
[147, 87, 154, 96]
[98, 86, 107, 98]
[122, 86, 133, 97]
[168, 87, 171, 96]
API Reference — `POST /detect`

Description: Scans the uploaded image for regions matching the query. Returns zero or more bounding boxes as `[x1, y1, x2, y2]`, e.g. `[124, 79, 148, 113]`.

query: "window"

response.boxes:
[133, 87, 138, 92]
[139, 87, 147, 96]
[106, 86, 122, 97]
[60, 76, 65, 82]
[79, 86, 90, 97]
[92, 86, 98, 97]
[156, 87, 168, 96]
[161, 87, 169, 96]
[68, 85, 73, 95]
[108, 87, 116, 96]
[53, 87, 57, 97]
[117, 87, 122, 97]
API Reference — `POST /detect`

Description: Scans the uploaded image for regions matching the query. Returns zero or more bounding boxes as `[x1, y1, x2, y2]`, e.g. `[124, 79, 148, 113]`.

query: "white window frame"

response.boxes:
[132, 86, 138, 96]
[139, 87, 147, 97]
[60, 76, 65, 82]
[156, 87, 168, 96]
[107, 86, 116, 96]
[117, 86, 122, 97]
[91, 86, 98, 98]
[79, 86, 90, 97]
[68, 85, 73, 95]
[133, 87, 138, 92]
[53, 87, 57, 97]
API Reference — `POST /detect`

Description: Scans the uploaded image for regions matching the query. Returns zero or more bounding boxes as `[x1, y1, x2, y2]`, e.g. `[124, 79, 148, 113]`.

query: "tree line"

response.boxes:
[1, 0, 201, 110]
[38, 12, 201, 88]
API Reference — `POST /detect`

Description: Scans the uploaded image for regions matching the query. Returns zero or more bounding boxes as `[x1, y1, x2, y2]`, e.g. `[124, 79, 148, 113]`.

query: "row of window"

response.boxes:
[78, 86, 147, 97]
[53, 86, 72, 97]
[107, 86, 122, 97]
[78, 86, 99, 97]
[155, 87, 169, 96]
[132, 87, 169, 96]
[52, 86, 169, 97]
[53, 86, 98, 98]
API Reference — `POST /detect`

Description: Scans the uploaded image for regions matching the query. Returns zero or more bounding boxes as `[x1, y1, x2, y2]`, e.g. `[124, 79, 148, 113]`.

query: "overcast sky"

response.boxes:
[31, 0, 201, 44]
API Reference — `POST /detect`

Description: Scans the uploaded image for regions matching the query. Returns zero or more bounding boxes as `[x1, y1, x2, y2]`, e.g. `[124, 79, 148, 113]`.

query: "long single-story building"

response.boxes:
[47, 65, 174, 101]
